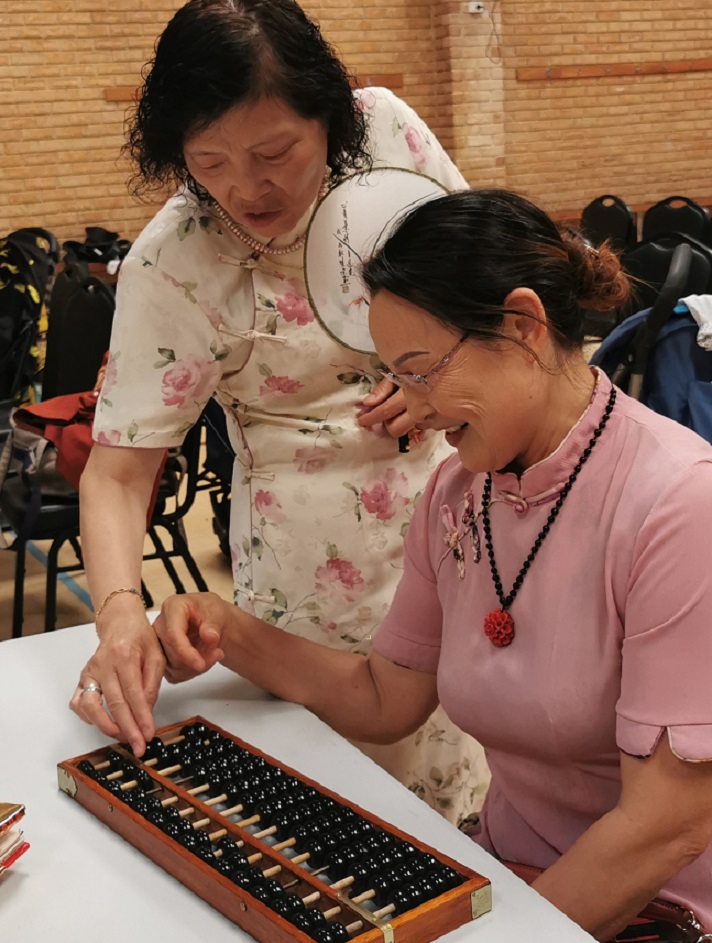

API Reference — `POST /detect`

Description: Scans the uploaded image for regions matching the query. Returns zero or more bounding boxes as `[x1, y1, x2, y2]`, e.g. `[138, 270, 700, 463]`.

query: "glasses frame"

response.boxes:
[380, 334, 469, 390]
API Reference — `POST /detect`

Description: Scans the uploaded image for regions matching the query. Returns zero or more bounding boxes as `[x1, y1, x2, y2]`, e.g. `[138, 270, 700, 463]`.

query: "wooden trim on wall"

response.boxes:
[103, 74, 404, 103]
[516, 58, 712, 82]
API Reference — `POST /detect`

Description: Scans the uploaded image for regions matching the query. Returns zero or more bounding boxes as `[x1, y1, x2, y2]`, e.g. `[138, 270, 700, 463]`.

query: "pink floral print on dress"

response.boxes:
[360, 468, 410, 521]
[161, 356, 220, 408]
[259, 375, 304, 396]
[254, 489, 286, 524]
[275, 281, 314, 326]
[401, 122, 427, 171]
[294, 447, 336, 474]
[315, 556, 365, 604]
[96, 429, 121, 446]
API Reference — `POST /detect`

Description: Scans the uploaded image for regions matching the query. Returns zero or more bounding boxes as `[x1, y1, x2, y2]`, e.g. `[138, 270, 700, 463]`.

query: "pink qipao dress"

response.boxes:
[374, 371, 712, 921]
[93, 88, 490, 823]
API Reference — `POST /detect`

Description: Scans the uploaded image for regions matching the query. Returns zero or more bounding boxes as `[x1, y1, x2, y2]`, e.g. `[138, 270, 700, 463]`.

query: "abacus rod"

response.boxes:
[371, 904, 396, 920]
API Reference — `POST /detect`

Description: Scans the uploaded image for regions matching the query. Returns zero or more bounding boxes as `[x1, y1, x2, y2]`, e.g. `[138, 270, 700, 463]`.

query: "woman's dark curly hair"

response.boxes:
[126, 0, 370, 198]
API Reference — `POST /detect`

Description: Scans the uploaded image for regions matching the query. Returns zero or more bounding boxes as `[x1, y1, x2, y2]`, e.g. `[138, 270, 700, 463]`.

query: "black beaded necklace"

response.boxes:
[480, 385, 616, 648]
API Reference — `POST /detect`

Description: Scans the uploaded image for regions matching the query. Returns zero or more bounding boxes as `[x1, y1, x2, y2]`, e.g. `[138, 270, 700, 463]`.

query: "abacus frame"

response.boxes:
[57, 716, 492, 943]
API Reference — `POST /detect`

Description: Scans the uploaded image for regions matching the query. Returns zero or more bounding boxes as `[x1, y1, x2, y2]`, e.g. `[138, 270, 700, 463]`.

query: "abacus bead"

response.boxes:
[370, 871, 395, 904]
[391, 884, 422, 914]
[231, 869, 265, 891]
[123, 787, 146, 808]
[323, 849, 351, 879]
[312, 927, 346, 943]
[133, 794, 157, 816]
[143, 737, 165, 760]
[270, 897, 300, 919]
[302, 910, 327, 930]
[272, 811, 295, 839]
[251, 884, 279, 906]
[196, 846, 219, 867]
[215, 836, 239, 855]
[416, 874, 439, 902]
[304, 838, 329, 867]
[290, 912, 318, 934]
[178, 831, 204, 851]
[214, 856, 236, 877]
[77, 759, 96, 776]
[105, 778, 124, 796]
[292, 823, 314, 846]
[105, 749, 125, 767]
[349, 860, 374, 893]
[162, 820, 185, 840]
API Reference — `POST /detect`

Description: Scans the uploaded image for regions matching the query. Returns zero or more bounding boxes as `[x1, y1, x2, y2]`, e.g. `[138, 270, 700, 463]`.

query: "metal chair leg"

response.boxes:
[12, 540, 27, 639]
[45, 536, 64, 633]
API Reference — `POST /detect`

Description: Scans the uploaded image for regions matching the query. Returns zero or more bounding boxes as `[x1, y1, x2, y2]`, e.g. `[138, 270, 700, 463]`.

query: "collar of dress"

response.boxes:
[491, 367, 613, 513]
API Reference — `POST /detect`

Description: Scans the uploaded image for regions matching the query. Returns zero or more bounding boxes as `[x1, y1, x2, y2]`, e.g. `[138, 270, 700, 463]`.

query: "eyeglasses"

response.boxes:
[380, 334, 468, 390]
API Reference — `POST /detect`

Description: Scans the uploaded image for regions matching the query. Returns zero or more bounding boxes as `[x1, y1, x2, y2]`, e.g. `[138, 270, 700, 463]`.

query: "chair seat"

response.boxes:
[0, 475, 79, 539]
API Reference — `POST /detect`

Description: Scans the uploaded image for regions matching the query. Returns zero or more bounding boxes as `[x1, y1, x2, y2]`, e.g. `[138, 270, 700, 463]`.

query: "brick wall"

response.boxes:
[0, 0, 710, 245]
[502, 0, 712, 216]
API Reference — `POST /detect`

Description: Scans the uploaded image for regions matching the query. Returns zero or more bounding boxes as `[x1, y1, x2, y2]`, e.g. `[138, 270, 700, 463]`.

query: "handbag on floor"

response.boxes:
[503, 861, 711, 943]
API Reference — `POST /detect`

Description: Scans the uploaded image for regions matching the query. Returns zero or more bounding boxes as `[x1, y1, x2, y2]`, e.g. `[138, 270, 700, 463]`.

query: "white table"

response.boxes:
[0, 624, 593, 941]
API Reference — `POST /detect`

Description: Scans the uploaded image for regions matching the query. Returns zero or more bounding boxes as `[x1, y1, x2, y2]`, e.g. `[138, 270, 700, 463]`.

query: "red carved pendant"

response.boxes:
[484, 609, 515, 647]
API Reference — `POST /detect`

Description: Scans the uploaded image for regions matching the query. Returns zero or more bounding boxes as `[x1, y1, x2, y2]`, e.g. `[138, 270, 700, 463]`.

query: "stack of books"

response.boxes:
[0, 801, 29, 875]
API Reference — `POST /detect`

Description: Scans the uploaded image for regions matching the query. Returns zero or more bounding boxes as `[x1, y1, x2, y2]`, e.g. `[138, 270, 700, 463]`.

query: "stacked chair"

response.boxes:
[1, 239, 209, 637]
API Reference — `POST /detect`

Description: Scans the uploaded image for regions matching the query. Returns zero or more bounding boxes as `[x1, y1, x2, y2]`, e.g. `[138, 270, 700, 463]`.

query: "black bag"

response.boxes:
[0, 228, 58, 402]
[43, 265, 115, 401]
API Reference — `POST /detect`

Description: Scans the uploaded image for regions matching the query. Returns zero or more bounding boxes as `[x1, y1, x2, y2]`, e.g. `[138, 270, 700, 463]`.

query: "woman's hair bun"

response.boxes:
[561, 229, 631, 313]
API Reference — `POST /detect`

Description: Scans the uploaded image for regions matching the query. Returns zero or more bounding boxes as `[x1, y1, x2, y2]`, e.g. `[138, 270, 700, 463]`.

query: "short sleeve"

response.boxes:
[360, 88, 468, 192]
[372, 464, 445, 673]
[93, 205, 225, 449]
[617, 460, 712, 762]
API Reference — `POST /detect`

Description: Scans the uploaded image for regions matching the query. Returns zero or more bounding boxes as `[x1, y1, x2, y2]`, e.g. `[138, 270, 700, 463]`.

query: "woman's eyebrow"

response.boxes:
[393, 349, 429, 367]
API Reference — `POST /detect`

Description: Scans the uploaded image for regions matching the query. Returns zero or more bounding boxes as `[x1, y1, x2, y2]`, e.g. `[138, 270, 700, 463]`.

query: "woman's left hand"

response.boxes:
[355, 377, 414, 439]
[153, 592, 229, 684]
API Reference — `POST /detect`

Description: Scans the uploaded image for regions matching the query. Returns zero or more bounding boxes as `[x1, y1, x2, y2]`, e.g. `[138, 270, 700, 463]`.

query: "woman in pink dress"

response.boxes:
[152, 189, 712, 939]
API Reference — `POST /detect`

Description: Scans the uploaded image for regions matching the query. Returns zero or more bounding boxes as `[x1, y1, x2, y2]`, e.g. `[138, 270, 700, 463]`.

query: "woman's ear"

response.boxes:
[502, 287, 548, 358]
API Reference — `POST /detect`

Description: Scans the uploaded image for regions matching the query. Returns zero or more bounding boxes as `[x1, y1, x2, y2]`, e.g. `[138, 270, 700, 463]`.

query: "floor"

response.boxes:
[0, 483, 234, 643]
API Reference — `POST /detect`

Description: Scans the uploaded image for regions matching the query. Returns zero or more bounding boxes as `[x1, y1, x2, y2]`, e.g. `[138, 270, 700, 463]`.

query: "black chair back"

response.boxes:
[622, 238, 712, 315]
[642, 195, 712, 246]
[580, 194, 637, 253]
[43, 265, 115, 400]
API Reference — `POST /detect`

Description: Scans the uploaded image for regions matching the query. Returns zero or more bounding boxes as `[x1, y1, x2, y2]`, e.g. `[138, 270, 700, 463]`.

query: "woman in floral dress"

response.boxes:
[70, 0, 489, 824]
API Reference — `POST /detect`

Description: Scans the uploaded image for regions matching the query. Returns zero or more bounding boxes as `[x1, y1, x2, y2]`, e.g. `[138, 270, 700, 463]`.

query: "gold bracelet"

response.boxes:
[94, 587, 146, 624]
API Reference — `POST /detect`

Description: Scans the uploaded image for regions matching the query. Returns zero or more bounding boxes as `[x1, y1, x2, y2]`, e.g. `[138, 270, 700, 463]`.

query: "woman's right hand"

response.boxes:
[69, 601, 166, 757]
[75, 443, 169, 756]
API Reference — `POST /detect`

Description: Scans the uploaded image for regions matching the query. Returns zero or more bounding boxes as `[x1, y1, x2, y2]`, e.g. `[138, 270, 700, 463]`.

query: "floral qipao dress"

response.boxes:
[94, 87, 490, 823]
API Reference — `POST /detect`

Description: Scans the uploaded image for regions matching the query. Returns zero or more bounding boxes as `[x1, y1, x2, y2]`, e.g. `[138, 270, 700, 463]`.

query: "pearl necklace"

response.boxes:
[210, 172, 331, 257]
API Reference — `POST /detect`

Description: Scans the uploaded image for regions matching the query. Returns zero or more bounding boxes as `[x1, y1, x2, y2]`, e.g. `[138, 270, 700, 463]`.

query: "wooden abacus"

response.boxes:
[57, 716, 491, 943]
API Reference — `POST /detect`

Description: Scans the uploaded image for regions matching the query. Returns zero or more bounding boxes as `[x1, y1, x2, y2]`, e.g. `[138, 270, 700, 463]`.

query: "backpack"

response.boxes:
[0, 228, 58, 402]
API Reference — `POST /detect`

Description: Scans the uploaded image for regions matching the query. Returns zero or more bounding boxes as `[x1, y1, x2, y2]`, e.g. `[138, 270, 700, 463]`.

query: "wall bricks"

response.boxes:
[0, 1, 710, 244]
